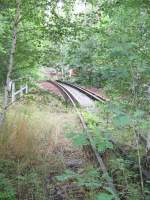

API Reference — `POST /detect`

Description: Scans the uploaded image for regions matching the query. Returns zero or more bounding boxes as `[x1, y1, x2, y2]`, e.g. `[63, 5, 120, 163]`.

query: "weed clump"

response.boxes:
[0, 93, 78, 200]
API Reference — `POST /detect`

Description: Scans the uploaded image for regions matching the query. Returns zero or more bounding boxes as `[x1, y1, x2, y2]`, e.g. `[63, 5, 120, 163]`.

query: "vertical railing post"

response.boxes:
[11, 82, 15, 103]
[20, 85, 23, 97]
[25, 83, 28, 94]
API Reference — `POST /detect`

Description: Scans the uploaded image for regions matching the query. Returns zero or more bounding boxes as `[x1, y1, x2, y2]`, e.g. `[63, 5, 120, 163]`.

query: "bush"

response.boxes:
[0, 174, 16, 200]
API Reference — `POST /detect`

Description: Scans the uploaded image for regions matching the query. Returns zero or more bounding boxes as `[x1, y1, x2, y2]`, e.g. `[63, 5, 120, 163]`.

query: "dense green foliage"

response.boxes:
[0, 0, 80, 87]
[0, 0, 150, 98]
[61, 0, 150, 102]
[0, 0, 150, 199]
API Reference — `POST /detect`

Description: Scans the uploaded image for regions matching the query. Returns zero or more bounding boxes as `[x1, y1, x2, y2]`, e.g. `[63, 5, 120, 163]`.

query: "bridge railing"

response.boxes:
[11, 82, 28, 103]
[0, 79, 29, 125]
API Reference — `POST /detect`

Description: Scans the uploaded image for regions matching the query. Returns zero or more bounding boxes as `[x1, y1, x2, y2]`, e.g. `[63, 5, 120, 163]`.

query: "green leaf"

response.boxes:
[133, 110, 145, 118]
[77, 167, 101, 189]
[56, 170, 77, 182]
[92, 130, 113, 153]
[113, 114, 130, 127]
[72, 134, 88, 147]
[77, 177, 101, 189]
[97, 140, 113, 153]
[96, 193, 113, 200]
[66, 132, 88, 147]
[0, 174, 16, 200]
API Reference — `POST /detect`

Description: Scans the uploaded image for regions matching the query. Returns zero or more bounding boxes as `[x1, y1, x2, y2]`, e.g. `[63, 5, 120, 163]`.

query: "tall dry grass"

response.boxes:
[0, 98, 79, 200]
[0, 103, 78, 160]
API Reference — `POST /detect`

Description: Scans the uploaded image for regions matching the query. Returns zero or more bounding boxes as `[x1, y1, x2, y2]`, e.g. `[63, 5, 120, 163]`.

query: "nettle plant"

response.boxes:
[65, 112, 113, 155]
[61, 114, 118, 199]
[0, 174, 16, 200]
[56, 167, 116, 200]
[60, 102, 149, 199]
[96, 102, 150, 198]
[83, 111, 113, 154]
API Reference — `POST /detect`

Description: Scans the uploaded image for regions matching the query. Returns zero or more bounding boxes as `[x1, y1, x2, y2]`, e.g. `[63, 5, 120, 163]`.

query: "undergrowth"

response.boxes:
[55, 102, 150, 200]
[0, 91, 79, 200]
[0, 90, 149, 200]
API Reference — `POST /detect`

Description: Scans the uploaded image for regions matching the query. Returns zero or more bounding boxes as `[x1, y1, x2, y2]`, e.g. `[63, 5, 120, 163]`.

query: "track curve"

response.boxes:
[57, 80, 106, 102]
[45, 80, 119, 197]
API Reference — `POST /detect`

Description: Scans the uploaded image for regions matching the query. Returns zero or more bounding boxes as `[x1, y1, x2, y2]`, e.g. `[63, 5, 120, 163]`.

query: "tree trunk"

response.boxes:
[2, 0, 21, 121]
[146, 117, 150, 156]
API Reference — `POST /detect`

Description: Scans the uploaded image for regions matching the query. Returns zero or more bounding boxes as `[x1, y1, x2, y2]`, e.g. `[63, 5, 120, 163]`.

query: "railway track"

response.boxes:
[47, 80, 119, 199]
[57, 80, 106, 102]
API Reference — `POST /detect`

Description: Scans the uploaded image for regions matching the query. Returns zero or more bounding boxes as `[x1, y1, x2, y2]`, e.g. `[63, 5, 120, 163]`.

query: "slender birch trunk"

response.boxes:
[147, 133, 150, 153]
[2, 0, 21, 119]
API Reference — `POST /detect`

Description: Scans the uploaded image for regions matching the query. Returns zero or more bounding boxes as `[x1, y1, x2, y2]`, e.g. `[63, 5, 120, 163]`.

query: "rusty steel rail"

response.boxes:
[47, 80, 119, 198]
[57, 80, 106, 102]
[47, 80, 79, 105]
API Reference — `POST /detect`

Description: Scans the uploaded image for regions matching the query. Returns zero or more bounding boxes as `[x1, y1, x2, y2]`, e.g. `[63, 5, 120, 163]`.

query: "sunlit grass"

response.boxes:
[0, 93, 80, 199]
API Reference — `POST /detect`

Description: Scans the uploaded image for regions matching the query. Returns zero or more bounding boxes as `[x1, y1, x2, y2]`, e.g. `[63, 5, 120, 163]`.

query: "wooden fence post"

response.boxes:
[25, 83, 28, 94]
[11, 82, 15, 103]
[10, 82, 28, 104]
[20, 85, 23, 97]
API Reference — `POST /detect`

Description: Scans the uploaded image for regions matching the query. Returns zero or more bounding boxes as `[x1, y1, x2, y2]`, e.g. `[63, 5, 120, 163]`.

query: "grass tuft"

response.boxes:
[0, 92, 79, 200]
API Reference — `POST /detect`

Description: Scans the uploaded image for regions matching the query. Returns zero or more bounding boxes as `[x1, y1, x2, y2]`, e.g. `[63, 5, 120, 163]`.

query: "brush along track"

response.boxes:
[47, 80, 119, 198]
